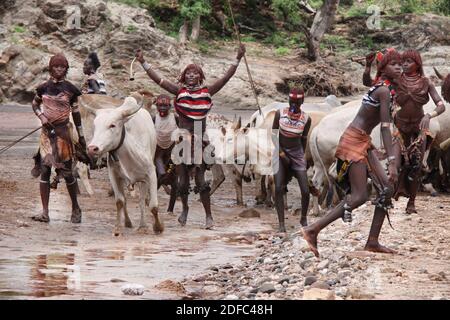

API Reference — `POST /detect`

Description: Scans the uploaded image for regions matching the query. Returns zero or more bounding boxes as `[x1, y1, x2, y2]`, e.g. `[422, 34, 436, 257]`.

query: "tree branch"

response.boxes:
[298, 0, 316, 15]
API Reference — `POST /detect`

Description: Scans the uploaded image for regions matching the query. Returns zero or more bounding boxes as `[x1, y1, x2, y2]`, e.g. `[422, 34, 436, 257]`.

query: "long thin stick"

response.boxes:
[0, 126, 42, 155]
[226, 0, 262, 116]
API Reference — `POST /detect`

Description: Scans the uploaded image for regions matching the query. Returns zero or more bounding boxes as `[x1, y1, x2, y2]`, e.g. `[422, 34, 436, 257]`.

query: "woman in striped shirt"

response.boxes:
[135, 44, 245, 229]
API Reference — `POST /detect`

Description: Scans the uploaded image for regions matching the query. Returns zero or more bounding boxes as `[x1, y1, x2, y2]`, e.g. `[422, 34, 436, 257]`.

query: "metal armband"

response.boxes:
[142, 61, 151, 72]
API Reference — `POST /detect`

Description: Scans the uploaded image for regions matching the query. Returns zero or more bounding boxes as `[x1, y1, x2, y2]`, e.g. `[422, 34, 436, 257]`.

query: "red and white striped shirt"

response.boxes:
[175, 86, 213, 120]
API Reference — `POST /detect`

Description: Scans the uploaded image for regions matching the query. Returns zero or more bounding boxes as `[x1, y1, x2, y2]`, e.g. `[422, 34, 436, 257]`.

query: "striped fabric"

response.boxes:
[279, 108, 309, 138]
[175, 86, 212, 120]
[362, 79, 395, 108]
[83, 73, 107, 95]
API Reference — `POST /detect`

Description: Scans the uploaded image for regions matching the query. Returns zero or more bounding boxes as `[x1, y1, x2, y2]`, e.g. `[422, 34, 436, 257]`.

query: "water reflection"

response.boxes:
[29, 253, 77, 298]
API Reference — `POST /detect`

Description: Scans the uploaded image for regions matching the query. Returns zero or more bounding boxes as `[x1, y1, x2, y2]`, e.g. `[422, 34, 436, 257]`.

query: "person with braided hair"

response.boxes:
[392, 50, 446, 214]
[302, 50, 402, 257]
[30, 53, 86, 223]
[135, 44, 246, 229]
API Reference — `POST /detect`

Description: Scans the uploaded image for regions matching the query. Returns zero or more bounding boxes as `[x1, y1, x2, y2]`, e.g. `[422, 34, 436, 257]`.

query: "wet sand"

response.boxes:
[0, 103, 449, 300]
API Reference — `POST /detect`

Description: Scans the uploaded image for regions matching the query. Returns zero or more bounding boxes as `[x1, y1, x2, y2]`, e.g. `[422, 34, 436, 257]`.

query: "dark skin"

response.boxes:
[272, 99, 311, 232]
[302, 60, 402, 257]
[31, 65, 85, 223]
[153, 101, 181, 215]
[393, 57, 445, 214]
[83, 59, 101, 93]
[363, 52, 376, 87]
[135, 44, 246, 229]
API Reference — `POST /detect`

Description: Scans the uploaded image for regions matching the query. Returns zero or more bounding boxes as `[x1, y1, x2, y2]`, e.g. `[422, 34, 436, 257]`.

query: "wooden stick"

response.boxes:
[226, 0, 262, 116]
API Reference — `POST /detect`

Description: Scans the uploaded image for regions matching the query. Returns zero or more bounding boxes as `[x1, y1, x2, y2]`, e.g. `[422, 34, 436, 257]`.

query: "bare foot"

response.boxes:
[364, 242, 396, 254]
[205, 216, 214, 230]
[31, 213, 50, 223]
[301, 227, 320, 257]
[405, 201, 417, 214]
[178, 211, 188, 226]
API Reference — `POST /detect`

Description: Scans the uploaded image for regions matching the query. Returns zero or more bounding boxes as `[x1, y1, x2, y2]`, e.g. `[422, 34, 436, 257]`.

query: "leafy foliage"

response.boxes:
[179, 0, 211, 19]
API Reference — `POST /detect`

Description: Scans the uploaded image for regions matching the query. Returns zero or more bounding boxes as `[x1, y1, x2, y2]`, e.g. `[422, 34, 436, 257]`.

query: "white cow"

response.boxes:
[85, 97, 162, 236]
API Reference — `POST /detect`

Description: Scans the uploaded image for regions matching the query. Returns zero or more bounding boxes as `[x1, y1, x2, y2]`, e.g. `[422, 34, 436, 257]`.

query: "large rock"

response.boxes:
[303, 288, 335, 300]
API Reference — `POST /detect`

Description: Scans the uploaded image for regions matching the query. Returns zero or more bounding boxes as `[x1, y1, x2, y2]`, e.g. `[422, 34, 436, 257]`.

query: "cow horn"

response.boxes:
[129, 57, 136, 81]
[121, 96, 142, 118]
[233, 116, 241, 130]
[434, 67, 444, 80]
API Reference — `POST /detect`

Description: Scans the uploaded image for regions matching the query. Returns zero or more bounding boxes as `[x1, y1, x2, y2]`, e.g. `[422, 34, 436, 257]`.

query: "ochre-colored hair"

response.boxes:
[49, 53, 69, 70]
[178, 64, 205, 85]
[442, 73, 450, 103]
[402, 49, 424, 76]
[376, 50, 401, 79]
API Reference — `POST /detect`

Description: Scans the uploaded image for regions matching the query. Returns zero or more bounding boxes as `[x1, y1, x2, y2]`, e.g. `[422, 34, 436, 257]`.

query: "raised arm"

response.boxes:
[363, 52, 376, 87]
[135, 49, 180, 95]
[208, 44, 246, 96]
[375, 86, 397, 184]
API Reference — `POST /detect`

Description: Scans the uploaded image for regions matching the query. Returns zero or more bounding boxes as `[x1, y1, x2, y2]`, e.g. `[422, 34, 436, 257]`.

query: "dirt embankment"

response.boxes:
[1, 1, 450, 109]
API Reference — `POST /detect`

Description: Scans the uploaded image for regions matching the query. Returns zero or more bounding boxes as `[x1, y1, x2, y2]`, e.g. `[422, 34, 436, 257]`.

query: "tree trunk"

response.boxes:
[179, 19, 189, 45]
[190, 15, 201, 42]
[303, 0, 340, 61]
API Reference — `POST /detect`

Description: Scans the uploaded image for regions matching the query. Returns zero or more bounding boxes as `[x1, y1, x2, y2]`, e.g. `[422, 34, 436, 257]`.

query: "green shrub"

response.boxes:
[433, 0, 450, 15]
[241, 35, 257, 43]
[125, 25, 138, 33]
[12, 25, 26, 33]
[400, 0, 423, 13]
[275, 47, 290, 56]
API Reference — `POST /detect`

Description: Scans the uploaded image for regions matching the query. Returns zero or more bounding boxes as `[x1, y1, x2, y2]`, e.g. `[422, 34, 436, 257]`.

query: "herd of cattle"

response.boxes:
[69, 78, 450, 235]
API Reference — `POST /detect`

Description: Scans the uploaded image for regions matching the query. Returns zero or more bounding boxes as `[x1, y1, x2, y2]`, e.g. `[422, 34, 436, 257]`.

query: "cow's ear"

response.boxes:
[233, 116, 241, 130]
[221, 126, 226, 136]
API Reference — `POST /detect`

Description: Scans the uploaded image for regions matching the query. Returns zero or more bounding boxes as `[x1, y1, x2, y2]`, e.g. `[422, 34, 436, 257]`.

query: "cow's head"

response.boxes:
[209, 116, 251, 165]
[87, 97, 142, 158]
